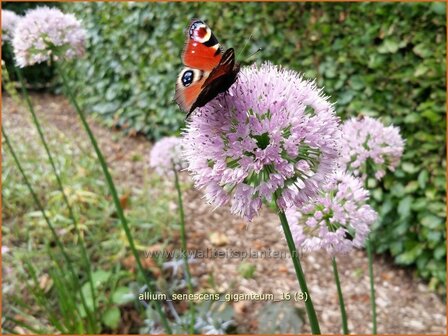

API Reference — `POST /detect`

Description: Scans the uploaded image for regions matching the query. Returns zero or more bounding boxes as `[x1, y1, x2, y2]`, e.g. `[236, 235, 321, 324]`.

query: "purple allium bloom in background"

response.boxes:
[286, 170, 377, 255]
[182, 63, 340, 220]
[339, 116, 404, 181]
[149, 137, 187, 176]
[12, 7, 85, 67]
[2, 10, 20, 44]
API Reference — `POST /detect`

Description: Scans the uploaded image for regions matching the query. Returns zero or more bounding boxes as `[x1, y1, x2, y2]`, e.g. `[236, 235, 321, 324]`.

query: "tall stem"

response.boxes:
[332, 257, 349, 334]
[367, 238, 377, 334]
[2, 127, 95, 333]
[15, 67, 98, 323]
[56, 64, 172, 334]
[274, 194, 321, 334]
[173, 168, 195, 333]
[364, 176, 377, 335]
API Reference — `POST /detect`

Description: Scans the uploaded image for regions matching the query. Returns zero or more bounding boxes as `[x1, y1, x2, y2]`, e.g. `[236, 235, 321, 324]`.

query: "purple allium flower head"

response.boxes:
[182, 63, 340, 220]
[339, 116, 404, 181]
[149, 137, 187, 176]
[2, 10, 21, 44]
[12, 7, 85, 67]
[286, 170, 377, 255]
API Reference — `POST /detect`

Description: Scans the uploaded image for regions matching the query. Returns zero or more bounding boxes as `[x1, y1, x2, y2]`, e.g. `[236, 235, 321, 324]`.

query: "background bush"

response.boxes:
[41, 2, 448, 292]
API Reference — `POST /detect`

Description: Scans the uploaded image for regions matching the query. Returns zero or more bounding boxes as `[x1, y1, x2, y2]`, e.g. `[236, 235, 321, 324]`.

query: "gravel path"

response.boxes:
[3, 93, 446, 334]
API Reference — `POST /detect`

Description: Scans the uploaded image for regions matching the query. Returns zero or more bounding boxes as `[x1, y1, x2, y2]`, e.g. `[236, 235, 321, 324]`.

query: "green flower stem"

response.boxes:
[14, 67, 98, 323]
[332, 257, 349, 334]
[274, 194, 321, 334]
[173, 167, 195, 333]
[367, 238, 377, 334]
[364, 176, 377, 335]
[56, 64, 172, 334]
[2, 127, 95, 333]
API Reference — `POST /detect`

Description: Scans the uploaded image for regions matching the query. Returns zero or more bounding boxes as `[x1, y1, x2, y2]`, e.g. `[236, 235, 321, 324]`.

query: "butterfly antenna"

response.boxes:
[246, 47, 263, 61]
[236, 32, 253, 59]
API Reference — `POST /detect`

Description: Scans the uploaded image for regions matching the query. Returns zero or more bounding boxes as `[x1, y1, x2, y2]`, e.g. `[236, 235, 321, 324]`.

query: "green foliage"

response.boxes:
[2, 117, 178, 260]
[237, 262, 256, 279]
[257, 301, 303, 334]
[2, 108, 179, 332]
[63, 3, 446, 290]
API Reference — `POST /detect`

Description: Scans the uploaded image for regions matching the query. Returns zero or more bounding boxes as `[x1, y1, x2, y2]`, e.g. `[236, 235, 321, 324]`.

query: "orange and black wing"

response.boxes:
[182, 19, 223, 71]
[175, 20, 240, 116]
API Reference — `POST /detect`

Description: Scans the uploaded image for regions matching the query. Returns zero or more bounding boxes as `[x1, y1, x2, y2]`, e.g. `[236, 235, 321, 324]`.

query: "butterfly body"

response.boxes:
[175, 20, 240, 118]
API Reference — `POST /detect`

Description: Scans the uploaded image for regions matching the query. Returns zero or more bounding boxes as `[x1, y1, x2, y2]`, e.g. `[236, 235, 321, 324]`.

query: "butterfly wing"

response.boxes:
[175, 68, 207, 113]
[182, 19, 223, 71]
[176, 19, 224, 113]
[175, 20, 240, 115]
[201, 48, 237, 89]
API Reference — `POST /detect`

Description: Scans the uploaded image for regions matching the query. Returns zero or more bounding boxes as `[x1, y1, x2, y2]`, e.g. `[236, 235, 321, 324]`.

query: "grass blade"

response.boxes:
[173, 167, 195, 333]
[367, 238, 377, 334]
[332, 257, 349, 334]
[56, 64, 172, 334]
[2, 127, 95, 333]
[14, 66, 98, 328]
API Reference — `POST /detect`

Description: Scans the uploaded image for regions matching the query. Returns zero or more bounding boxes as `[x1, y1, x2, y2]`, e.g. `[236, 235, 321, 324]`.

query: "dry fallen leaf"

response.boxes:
[253, 240, 267, 249]
[119, 191, 131, 209]
[39, 274, 53, 292]
[209, 232, 229, 246]
[122, 255, 161, 277]
[350, 293, 370, 303]
[381, 271, 393, 281]
[233, 300, 249, 315]
[236, 222, 247, 232]
[145, 243, 173, 254]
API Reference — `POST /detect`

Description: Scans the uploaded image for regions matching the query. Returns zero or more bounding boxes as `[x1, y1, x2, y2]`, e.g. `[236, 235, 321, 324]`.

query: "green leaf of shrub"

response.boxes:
[102, 307, 121, 330]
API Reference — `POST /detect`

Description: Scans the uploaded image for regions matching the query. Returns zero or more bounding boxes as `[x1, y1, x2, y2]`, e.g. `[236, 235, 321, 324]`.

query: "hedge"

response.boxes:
[62, 2, 445, 292]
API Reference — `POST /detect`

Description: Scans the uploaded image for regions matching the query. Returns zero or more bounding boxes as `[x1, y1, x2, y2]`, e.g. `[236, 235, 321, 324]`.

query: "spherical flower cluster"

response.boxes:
[12, 7, 85, 67]
[286, 170, 377, 255]
[2, 10, 20, 44]
[339, 116, 404, 181]
[182, 63, 340, 220]
[149, 137, 187, 176]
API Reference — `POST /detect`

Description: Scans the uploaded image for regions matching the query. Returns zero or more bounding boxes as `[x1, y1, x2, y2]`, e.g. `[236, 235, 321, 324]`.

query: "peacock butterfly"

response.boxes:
[175, 19, 240, 118]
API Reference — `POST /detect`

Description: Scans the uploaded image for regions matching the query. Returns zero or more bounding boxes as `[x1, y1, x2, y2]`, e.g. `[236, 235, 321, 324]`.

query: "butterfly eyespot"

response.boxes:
[190, 21, 212, 44]
[176, 20, 240, 116]
[181, 70, 194, 87]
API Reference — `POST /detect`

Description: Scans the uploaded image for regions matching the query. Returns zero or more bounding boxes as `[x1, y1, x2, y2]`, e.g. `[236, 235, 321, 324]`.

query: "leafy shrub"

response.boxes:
[64, 2, 446, 290]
